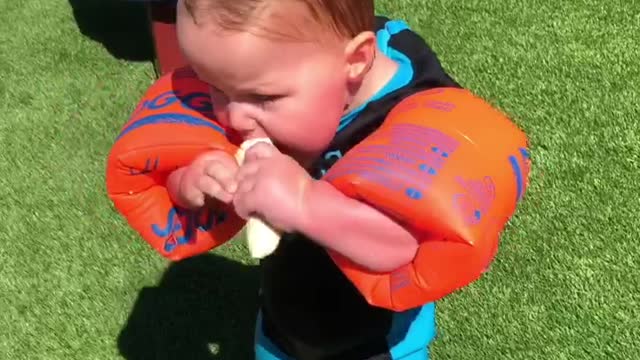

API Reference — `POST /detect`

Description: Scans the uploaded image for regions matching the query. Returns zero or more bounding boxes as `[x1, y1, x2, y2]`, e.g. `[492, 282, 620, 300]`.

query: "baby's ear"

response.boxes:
[344, 31, 377, 82]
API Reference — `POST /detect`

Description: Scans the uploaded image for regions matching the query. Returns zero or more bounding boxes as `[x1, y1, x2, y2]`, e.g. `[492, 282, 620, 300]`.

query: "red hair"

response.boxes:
[183, 0, 375, 40]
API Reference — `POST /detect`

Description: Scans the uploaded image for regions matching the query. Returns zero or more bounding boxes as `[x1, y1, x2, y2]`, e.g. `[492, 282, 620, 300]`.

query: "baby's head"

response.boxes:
[176, 0, 379, 160]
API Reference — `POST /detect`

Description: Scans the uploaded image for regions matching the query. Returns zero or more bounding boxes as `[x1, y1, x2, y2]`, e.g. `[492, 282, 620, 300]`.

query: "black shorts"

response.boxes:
[254, 234, 434, 360]
[256, 309, 394, 360]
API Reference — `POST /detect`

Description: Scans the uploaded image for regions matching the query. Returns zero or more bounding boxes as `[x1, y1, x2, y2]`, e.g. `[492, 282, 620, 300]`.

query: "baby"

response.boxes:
[166, 0, 461, 359]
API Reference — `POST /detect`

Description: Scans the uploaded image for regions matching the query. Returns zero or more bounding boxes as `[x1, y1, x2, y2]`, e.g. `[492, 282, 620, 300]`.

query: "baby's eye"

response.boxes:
[248, 93, 282, 103]
[209, 86, 228, 100]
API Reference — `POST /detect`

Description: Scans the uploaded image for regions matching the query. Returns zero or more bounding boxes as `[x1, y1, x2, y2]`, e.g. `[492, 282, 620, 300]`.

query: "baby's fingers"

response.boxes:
[244, 141, 276, 162]
[204, 160, 238, 193]
[197, 175, 233, 204]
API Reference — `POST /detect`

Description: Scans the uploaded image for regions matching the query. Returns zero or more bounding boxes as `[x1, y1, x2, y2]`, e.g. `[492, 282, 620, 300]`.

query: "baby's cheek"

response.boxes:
[298, 102, 341, 142]
[269, 82, 345, 153]
[271, 114, 335, 156]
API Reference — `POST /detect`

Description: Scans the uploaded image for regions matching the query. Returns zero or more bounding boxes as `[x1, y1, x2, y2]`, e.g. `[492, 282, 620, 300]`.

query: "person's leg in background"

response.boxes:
[145, 0, 187, 76]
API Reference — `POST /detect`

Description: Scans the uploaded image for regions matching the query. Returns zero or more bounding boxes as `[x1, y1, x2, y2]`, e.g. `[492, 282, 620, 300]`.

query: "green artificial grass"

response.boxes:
[0, 0, 638, 359]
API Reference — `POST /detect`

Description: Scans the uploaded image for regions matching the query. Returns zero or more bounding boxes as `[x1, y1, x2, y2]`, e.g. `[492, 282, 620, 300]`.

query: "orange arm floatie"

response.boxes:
[105, 68, 245, 261]
[324, 88, 531, 311]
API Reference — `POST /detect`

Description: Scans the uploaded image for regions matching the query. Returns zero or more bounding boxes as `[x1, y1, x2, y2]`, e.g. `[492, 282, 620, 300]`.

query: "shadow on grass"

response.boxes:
[67, 0, 155, 62]
[118, 253, 261, 360]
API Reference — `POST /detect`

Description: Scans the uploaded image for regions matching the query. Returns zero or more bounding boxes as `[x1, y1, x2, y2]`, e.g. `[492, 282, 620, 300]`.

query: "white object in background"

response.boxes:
[234, 138, 282, 259]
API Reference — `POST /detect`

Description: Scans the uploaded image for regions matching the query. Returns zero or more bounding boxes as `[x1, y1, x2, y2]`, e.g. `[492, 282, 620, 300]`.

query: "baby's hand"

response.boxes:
[233, 142, 312, 233]
[167, 150, 240, 209]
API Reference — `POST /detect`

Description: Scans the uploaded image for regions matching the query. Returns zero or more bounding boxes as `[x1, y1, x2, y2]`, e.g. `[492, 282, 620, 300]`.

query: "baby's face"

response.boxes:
[176, 1, 351, 162]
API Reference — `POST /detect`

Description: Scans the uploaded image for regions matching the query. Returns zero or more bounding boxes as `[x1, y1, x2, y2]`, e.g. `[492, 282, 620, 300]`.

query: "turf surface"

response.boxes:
[0, 0, 638, 359]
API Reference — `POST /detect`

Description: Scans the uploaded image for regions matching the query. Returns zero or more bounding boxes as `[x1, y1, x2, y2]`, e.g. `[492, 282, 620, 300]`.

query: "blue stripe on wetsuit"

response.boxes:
[338, 20, 414, 132]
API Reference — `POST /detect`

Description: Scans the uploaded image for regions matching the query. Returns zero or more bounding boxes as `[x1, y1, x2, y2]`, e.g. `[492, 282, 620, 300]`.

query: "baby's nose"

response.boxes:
[227, 104, 257, 133]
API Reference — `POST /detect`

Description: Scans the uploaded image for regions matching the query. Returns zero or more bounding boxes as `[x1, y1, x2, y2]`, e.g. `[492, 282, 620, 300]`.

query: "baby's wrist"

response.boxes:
[294, 179, 330, 238]
[166, 167, 189, 207]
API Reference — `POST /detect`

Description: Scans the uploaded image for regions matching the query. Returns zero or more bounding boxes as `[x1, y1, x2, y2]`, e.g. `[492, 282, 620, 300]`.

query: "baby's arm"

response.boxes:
[297, 180, 418, 273]
[296, 88, 530, 311]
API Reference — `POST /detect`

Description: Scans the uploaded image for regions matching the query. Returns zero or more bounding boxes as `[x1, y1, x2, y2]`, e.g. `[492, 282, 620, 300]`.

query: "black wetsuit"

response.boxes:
[256, 16, 461, 360]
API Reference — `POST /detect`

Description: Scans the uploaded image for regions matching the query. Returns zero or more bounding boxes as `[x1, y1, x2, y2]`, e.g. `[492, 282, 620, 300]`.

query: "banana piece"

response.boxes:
[234, 138, 282, 259]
